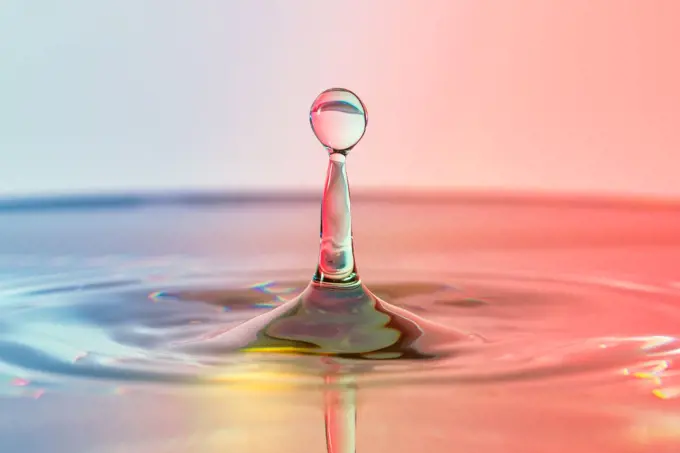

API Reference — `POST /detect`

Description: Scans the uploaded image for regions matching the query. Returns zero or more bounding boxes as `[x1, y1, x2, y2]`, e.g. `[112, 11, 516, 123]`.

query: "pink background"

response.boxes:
[1, 1, 678, 197]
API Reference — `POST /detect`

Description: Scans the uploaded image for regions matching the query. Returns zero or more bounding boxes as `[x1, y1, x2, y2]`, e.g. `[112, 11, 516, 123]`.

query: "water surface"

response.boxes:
[1, 193, 680, 452]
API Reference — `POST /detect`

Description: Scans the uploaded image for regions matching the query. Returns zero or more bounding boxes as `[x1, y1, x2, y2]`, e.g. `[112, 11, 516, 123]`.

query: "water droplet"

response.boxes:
[310, 88, 367, 153]
[179, 88, 471, 359]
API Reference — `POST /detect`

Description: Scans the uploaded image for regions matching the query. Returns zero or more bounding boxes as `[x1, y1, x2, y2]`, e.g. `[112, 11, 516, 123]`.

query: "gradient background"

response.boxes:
[1, 1, 678, 198]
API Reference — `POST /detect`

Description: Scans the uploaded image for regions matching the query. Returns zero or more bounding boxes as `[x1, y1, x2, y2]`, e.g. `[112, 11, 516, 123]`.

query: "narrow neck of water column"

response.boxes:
[313, 152, 359, 286]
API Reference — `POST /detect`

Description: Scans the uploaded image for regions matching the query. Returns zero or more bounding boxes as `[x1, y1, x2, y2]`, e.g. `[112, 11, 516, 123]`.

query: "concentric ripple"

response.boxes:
[2, 257, 680, 398]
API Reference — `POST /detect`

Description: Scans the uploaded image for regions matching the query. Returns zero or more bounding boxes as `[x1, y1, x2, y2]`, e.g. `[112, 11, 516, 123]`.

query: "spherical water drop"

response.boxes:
[310, 88, 367, 154]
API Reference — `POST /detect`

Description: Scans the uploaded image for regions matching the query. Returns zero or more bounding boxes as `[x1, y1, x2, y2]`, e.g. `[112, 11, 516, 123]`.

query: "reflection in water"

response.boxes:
[324, 373, 357, 453]
[623, 337, 680, 400]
